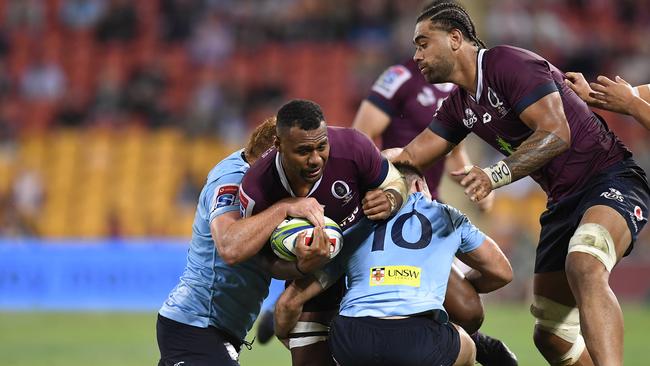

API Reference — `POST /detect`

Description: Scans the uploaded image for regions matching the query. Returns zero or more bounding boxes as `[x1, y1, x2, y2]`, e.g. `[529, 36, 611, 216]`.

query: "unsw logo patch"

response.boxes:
[369, 265, 421, 287]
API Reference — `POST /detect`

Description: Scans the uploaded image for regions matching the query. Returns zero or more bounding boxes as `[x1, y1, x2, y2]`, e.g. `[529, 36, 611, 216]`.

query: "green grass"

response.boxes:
[1, 303, 648, 365]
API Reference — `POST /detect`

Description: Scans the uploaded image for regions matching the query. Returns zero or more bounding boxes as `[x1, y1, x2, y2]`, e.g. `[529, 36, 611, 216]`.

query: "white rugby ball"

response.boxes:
[270, 216, 343, 261]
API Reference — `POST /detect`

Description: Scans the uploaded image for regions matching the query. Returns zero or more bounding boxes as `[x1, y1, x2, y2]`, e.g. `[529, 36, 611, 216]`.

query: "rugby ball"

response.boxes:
[270, 216, 343, 261]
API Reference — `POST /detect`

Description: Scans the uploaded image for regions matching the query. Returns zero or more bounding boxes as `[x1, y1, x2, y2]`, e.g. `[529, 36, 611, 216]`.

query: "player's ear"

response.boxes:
[449, 28, 463, 51]
[415, 178, 431, 198]
[410, 178, 421, 194]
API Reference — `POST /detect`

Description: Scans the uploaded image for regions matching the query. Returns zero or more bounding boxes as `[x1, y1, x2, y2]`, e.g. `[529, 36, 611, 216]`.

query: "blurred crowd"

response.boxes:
[1, 0, 649, 296]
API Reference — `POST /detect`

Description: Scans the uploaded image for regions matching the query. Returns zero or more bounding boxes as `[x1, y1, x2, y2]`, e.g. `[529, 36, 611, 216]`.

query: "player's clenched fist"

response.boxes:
[294, 228, 331, 274]
[362, 189, 394, 221]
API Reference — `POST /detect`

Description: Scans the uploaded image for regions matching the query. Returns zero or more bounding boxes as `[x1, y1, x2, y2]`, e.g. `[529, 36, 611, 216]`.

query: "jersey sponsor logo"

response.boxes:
[173, 362, 185, 366]
[212, 184, 240, 213]
[482, 112, 492, 124]
[630, 206, 645, 233]
[238, 188, 255, 217]
[371, 65, 412, 99]
[462, 108, 477, 128]
[600, 188, 624, 203]
[331, 180, 354, 205]
[369, 265, 421, 287]
[487, 87, 510, 117]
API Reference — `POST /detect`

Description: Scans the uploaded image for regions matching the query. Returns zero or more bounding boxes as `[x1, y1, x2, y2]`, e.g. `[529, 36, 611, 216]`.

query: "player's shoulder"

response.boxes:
[327, 126, 371, 146]
[430, 200, 468, 227]
[207, 149, 249, 183]
[241, 147, 277, 185]
[485, 45, 546, 68]
[327, 126, 377, 158]
[371, 61, 415, 99]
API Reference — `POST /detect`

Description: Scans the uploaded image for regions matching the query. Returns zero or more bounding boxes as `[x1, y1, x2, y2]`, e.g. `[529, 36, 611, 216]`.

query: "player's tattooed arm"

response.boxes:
[503, 129, 568, 181]
[453, 92, 570, 203]
[505, 91, 571, 181]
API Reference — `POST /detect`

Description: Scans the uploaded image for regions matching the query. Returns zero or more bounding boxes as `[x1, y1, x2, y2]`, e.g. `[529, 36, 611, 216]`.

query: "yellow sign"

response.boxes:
[369, 265, 421, 287]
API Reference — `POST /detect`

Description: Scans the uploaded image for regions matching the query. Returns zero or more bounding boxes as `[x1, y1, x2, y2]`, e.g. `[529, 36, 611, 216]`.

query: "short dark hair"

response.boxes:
[393, 161, 424, 187]
[416, 1, 486, 49]
[276, 99, 325, 131]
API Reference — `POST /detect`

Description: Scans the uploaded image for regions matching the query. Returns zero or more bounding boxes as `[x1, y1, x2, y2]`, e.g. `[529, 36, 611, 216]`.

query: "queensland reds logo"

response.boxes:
[462, 108, 477, 129]
[331, 180, 353, 205]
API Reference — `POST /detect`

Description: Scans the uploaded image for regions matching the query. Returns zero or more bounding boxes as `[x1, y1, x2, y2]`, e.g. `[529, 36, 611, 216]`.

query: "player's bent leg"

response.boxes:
[288, 311, 336, 366]
[532, 272, 593, 366]
[445, 264, 518, 365]
[444, 264, 484, 334]
[453, 323, 477, 366]
[565, 206, 631, 366]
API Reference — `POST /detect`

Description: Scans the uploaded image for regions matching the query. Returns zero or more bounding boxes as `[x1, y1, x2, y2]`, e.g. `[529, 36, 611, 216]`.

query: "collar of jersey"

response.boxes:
[275, 152, 322, 197]
[469, 48, 487, 103]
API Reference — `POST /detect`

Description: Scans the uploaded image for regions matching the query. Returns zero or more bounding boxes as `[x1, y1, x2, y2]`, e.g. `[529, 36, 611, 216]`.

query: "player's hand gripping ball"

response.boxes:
[270, 216, 343, 261]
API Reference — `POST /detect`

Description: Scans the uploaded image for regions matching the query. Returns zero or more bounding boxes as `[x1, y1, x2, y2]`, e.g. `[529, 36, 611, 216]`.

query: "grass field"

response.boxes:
[1, 303, 649, 365]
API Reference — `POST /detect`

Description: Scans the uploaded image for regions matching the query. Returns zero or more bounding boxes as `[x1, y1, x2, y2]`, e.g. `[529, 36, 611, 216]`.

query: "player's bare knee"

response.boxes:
[566, 223, 616, 275]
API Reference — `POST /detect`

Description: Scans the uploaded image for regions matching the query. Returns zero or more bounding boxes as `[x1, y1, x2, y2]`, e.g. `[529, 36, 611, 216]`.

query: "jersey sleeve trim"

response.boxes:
[209, 205, 240, 223]
[367, 94, 396, 117]
[459, 232, 486, 253]
[428, 119, 465, 145]
[368, 158, 390, 188]
[513, 81, 558, 115]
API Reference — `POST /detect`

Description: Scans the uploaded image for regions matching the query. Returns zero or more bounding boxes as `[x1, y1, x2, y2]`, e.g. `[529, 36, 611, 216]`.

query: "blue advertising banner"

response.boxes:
[0, 239, 284, 311]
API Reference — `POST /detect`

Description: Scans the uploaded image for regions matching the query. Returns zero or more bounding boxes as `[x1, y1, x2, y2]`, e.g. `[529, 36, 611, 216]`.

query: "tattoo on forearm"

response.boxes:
[503, 130, 568, 181]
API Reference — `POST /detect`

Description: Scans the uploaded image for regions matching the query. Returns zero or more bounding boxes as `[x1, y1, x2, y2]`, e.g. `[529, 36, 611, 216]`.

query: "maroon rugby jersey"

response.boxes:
[239, 127, 389, 230]
[367, 59, 455, 199]
[429, 45, 630, 203]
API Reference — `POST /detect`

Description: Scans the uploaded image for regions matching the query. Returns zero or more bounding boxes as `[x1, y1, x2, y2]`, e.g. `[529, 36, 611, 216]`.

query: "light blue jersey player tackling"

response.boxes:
[156, 117, 331, 366]
[159, 149, 270, 341]
[337, 192, 484, 319]
[274, 161, 514, 366]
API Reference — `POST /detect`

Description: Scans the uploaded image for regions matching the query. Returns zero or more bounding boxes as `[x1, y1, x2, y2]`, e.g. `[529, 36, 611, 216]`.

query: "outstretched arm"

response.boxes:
[454, 92, 570, 202]
[590, 76, 650, 130]
[565, 72, 650, 130]
[394, 128, 456, 171]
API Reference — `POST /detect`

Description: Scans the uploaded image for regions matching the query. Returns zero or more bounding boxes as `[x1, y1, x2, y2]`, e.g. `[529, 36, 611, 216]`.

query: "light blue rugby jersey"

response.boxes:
[330, 192, 485, 319]
[159, 149, 271, 342]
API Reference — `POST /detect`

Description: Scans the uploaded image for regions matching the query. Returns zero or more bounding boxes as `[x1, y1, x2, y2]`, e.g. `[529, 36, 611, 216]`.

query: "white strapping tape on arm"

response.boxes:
[483, 160, 512, 189]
